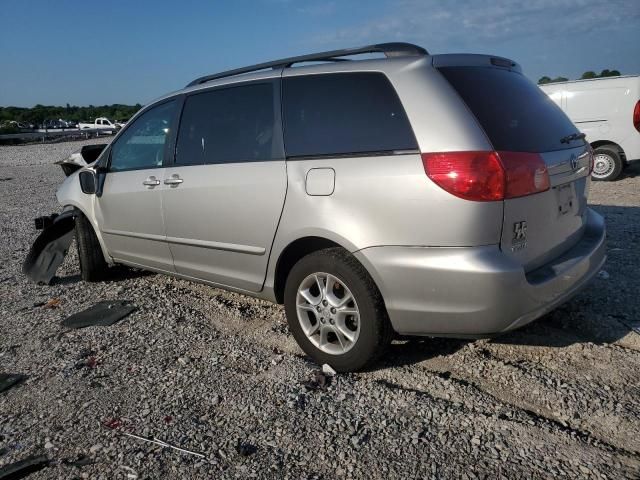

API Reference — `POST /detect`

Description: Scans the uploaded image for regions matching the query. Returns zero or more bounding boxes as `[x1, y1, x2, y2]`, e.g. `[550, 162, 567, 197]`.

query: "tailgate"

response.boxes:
[501, 146, 591, 271]
[436, 60, 592, 271]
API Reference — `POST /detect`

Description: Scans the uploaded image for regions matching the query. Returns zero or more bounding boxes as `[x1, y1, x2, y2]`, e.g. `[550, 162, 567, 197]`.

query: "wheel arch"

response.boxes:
[590, 140, 627, 163]
[61, 202, 114, 264]
[272, 236, 345, 304]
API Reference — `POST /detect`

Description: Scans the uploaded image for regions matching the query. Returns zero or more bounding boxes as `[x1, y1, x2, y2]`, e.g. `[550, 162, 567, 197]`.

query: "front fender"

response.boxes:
[56, 172, 114, 264]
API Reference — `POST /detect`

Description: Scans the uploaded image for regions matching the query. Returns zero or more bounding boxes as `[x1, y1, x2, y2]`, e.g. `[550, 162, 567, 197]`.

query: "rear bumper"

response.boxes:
[354, 208, 606, 337]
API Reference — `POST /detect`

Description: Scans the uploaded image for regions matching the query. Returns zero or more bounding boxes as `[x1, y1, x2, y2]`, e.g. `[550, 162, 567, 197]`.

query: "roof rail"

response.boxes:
[185, 42, 428, 87]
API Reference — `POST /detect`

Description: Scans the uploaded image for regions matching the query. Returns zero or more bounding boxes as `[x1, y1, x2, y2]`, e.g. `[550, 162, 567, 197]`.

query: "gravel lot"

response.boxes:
[1, 139, 639, 479]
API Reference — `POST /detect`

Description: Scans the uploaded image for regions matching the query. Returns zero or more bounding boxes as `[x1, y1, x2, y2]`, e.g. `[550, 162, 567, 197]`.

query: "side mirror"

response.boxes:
[79, 170, 97, 194]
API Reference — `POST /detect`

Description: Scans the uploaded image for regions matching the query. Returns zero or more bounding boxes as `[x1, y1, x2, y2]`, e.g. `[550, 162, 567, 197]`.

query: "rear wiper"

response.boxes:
[560, 132, 586, 144]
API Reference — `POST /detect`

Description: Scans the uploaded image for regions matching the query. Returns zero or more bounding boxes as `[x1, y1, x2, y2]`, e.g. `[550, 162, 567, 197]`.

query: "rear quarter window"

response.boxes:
[438, 66, 582, 153]
[283, 72, 417, 157]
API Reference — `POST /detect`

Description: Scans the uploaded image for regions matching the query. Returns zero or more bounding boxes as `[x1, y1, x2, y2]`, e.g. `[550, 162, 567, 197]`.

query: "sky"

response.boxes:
[1, 0, 639, 107]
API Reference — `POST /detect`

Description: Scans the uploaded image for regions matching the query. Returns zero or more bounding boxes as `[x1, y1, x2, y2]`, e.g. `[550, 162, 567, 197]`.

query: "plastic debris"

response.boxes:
[0, 373, 26, 394]
[119, 465, 139, 479]
[23, 211, 75, 285]
[597, 270, 610, 280]
[0, 455, 49, 479]
[43, 298, 61, 309]
[61, 454, 94, 467]
[62, 300, 136, 329]
[322, 363, 337, 376]
[304, 370, 330, 391]
[236, 441, 257, 457]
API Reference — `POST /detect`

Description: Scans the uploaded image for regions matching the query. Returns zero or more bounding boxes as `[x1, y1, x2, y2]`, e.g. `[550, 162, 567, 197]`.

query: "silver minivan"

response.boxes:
[54, 43, 606, 371]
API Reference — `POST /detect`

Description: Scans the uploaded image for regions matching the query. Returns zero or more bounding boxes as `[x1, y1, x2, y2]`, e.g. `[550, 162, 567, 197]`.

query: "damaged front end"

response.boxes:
[24, 143, 109, 284]
[54, 143, 108, 176]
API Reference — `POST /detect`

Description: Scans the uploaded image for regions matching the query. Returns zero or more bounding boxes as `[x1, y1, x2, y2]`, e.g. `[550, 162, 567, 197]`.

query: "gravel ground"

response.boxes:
[1, 139, 639, 479]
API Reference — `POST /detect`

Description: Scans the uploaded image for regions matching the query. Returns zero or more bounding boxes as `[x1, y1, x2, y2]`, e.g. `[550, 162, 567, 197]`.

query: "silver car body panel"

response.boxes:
[354, 209, 605, 336]
[55, 50, 607, 338]
[161, 161, 287, 292]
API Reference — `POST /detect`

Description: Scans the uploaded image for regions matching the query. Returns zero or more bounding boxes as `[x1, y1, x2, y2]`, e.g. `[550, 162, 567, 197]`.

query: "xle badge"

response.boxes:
[512, 221, 527, 252]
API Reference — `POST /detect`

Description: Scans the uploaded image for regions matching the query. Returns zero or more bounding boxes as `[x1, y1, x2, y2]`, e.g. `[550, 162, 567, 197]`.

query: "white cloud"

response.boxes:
[314, 0, 640, 49]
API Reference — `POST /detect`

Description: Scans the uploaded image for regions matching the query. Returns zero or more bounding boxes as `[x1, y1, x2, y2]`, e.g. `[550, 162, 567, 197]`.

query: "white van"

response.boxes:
[540, 75, 640, 180]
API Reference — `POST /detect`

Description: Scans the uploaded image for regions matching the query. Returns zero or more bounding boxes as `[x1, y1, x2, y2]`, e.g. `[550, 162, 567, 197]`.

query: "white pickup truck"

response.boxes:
[78, 117, 118, 134]
[540, 75, 640, 181]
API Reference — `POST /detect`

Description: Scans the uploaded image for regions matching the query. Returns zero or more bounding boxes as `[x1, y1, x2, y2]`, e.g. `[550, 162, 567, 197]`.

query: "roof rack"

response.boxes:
[185, 42, 428, 87]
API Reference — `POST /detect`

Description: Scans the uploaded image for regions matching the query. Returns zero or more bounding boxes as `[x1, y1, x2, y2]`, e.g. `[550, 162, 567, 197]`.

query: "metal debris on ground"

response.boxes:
[0, 373, 26, 394]
[116, 431, 205, 458]
[61, 300, 136, 329]
[0, 455, 50, 479]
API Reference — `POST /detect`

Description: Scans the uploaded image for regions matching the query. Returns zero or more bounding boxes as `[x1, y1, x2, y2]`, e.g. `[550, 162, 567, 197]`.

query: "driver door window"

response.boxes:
[110, 100, 177, 172]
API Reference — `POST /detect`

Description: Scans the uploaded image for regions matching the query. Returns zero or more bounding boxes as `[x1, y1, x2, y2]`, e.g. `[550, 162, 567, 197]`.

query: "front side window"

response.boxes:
[175, 82, 278, 166]
[110, 100, 177, 172]
[283, 72, 417, 157]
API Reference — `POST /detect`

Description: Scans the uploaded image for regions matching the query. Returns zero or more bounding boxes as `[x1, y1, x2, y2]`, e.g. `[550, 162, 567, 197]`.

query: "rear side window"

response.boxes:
[176, 82, 280, 165]
[438, 66, 582, 152]
[283, 72, 417, 157]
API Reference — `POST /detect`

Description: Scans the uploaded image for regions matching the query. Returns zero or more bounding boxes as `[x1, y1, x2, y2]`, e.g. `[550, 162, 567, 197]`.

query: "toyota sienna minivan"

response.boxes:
[53, 43, 606, 371]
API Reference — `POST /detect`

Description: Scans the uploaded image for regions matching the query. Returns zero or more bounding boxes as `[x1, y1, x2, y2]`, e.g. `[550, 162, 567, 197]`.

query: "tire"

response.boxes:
[592, 146, 623, 181]
[284, 247, 393, 372]
[75, 212, 108, 281]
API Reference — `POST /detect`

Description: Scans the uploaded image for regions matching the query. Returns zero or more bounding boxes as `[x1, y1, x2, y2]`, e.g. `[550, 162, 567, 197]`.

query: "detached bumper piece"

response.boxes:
[23, 210, 76, 285]
[62, 300, 136, 329]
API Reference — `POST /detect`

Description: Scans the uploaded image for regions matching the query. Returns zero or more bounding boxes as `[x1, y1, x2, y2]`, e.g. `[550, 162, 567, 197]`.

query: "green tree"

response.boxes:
[538, 76, 552, 84]
[600, 69, 621, 77]
[581, 71, 597, 79]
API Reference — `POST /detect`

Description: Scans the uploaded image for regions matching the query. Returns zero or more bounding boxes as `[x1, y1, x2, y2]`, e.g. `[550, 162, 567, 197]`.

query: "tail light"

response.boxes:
[633, 100, 640, 133]
[422, 151, 550, 202]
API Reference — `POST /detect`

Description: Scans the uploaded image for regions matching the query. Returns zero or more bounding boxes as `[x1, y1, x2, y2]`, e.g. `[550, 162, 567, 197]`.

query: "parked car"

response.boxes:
[42, 119, 67, 130]
[7, 120, 34, 130]
[540, 75, 640, 181]
[78, 117, 118, 133]
[54, 43, 606, 371]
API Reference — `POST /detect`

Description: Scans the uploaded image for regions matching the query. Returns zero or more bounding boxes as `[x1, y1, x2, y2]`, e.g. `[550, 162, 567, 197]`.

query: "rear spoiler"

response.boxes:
[432, 54, 522, 73]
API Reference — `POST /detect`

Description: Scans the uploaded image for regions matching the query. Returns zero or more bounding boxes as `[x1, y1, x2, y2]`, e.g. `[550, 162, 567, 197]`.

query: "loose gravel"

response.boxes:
[1, 139, 639, 479]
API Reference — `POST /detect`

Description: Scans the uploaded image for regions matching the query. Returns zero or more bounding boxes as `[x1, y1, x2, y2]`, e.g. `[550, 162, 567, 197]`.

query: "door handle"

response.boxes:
[164, 175, 183, 186]
[142, 176, 160, 187]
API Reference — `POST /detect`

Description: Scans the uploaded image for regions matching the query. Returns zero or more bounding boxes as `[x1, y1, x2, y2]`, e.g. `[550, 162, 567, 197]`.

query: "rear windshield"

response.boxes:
[438, 66, 583, 152]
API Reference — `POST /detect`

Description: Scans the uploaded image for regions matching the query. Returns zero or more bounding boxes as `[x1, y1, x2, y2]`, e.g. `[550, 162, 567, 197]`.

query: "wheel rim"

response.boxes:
[296, 272, 360, 355]
[592, 153, 615, 179]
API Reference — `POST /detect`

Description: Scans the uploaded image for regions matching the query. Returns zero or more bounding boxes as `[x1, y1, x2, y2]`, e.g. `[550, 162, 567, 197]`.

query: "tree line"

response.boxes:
[538, 69, 621, 84]
[0, 103, 142, 126]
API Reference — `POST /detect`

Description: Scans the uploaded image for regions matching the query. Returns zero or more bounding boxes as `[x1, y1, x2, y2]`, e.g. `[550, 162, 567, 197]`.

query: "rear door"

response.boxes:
[161, 79, 286, 292]
[437, 63, 591, 271]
